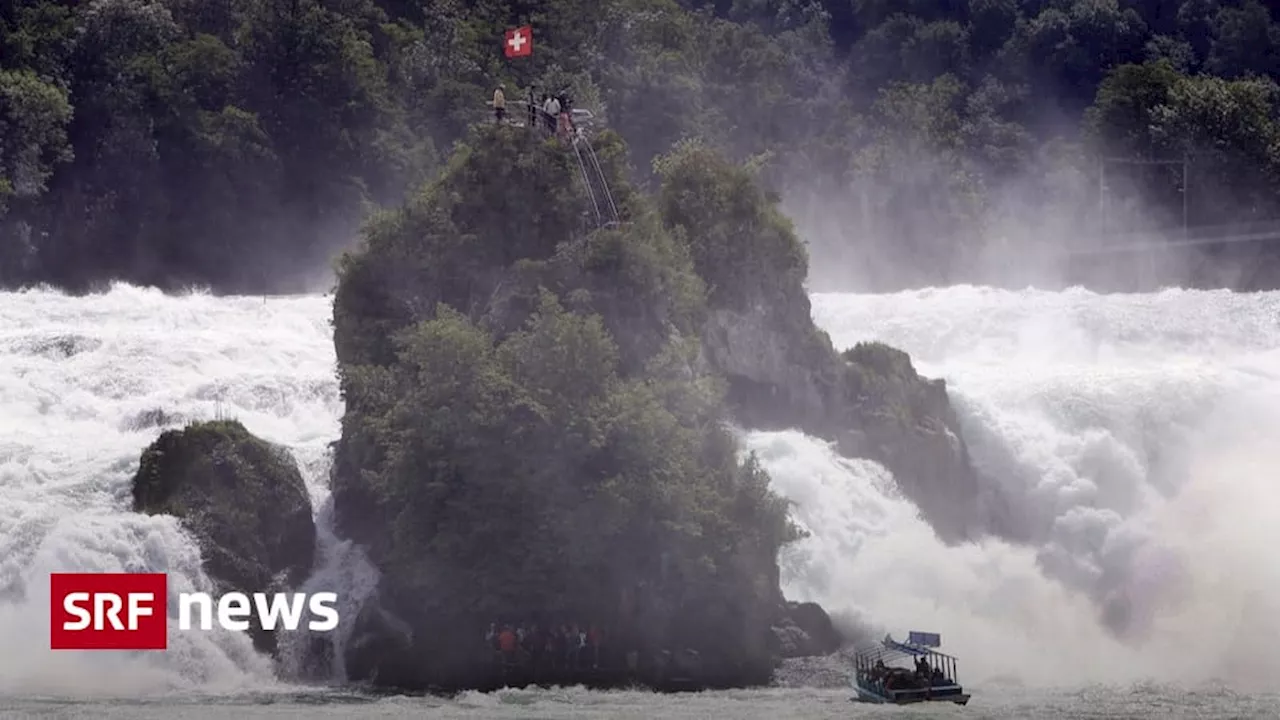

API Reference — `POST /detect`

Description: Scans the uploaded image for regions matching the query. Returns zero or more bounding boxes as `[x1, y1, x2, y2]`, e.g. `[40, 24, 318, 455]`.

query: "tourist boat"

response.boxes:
[852, 631, 970, 706]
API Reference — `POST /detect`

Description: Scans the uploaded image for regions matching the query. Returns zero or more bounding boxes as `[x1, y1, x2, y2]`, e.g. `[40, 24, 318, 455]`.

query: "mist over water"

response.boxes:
[1, 283, 1277, 706]
[761, 287, 1280, 690]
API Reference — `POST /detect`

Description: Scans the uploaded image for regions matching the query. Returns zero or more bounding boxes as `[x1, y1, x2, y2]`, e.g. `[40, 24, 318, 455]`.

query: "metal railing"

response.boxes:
[503, 100, 619, 228]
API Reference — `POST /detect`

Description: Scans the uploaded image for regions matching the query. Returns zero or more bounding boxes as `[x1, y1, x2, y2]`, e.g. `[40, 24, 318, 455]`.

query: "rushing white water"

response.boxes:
[0, 284, 375, 698]
[1, 283, 1277, 702]
[760, 287, 1280, 691]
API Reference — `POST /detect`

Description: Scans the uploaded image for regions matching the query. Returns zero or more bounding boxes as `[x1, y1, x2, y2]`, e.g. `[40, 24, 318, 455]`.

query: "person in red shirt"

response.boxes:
[498, 626, 517, 664]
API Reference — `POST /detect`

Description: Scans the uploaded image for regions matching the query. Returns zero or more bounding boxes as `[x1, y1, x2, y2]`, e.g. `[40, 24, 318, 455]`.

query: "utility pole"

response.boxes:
[1181, 153, 1189, 239]
[1099, 156, 1107, 238]
[1098, 155, 1191, 290]
[1101, 155, 1190, 236]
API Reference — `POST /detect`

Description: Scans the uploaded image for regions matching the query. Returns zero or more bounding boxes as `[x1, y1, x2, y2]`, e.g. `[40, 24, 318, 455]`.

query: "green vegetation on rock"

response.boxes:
[842, 341, 938, 428]
[655, 140, 808, 318]
[654, 141, 987, 542]
[132, 419, 316, 655]
[331, 124, 819, 689]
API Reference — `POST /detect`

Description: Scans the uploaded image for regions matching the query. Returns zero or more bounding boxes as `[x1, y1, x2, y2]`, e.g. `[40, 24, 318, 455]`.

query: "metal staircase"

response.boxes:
[570, 132, 620, 228]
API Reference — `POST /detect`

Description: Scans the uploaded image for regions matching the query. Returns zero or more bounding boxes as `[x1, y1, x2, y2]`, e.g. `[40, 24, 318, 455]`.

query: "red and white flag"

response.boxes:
[504, 25, 532, 58]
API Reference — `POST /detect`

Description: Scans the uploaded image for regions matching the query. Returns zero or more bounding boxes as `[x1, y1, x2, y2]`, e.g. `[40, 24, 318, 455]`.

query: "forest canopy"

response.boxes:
[3, 0, 1280, 291]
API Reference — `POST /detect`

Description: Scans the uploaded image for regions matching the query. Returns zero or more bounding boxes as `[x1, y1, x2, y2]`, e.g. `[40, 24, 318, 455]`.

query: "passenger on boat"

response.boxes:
[915, 656, 931, 679]
[931, 666, 946, 685]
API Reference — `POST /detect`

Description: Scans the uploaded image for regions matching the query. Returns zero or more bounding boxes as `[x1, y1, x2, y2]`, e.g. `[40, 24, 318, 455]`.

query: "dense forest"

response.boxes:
[4, 0, 1280, 292]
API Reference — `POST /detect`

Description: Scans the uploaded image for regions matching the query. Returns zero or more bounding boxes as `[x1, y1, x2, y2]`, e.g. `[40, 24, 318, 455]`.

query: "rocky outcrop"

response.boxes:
[326, 128, 840, 693]
[131, 419, 316, 655]
[342, 595, 418, 688]
[701, 301, 987, 544]
[700, 303, 842, 434]
[770, 601, 842, 659]
[838, 342, 986, 542]
[655, 140, 988, 544]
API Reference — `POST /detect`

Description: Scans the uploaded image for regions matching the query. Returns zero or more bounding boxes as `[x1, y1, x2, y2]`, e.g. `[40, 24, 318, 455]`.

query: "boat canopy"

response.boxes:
[854, 632, 960, 682]
[856, 633, 955, 660]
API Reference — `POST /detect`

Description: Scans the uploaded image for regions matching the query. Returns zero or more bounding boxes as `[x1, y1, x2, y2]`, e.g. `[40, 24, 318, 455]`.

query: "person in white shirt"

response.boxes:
[543, 95, 560, 132]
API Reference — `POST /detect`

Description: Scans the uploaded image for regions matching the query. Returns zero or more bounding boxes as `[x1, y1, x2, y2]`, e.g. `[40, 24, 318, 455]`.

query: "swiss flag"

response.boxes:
[504, 25, 532, 58]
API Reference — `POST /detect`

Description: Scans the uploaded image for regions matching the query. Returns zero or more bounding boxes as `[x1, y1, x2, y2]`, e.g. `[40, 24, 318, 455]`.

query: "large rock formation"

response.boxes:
[131, 419, 316, 655]
[655, 142, 989, 543]
[328, 126, 842, 691]
[704, 301, 986, 542]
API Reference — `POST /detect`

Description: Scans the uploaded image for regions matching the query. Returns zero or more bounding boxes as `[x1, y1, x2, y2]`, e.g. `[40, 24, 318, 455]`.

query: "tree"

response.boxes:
[1084, 59, 1182, 156]
[1203, 0, 1279, 79]
[0, 68, 71, 281]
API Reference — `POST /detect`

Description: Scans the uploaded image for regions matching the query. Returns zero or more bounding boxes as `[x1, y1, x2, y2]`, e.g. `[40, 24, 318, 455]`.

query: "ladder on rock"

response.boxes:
[521, 101, 622, 229]
[570, 132, 620, 228]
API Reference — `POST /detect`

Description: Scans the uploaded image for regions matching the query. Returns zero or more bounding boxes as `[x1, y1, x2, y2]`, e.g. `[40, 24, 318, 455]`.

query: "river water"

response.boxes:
[1, 283, 1277, 717]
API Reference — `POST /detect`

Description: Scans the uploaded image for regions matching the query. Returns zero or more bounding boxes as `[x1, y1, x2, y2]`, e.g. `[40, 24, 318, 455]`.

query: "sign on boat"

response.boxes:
[852, 631, 971, 706]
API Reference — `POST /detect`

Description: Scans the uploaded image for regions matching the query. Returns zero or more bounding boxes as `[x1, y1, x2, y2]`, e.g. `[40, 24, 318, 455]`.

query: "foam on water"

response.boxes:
[2, 282, 1278, 700]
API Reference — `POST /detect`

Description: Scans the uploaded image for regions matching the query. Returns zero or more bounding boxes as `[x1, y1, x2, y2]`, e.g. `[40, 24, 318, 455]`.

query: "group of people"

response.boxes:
[866, 656, 950, 691]
[490, 85, 576, 139]
[483, 621, 604, 671]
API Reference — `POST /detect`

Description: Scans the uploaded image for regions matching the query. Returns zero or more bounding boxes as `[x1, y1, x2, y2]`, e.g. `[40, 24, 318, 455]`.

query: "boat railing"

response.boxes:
[854, 634, 960, 689]
[853, 633, 971, 706]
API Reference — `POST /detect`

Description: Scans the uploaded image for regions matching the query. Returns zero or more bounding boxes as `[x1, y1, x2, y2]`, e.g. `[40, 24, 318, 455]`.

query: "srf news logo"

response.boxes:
[50, 573, 339, 650]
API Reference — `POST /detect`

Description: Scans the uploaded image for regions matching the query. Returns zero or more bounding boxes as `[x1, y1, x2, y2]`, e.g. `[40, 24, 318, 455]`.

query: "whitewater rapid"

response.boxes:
[0, 286, 353, 697]
[1, 283, 1278, 698]
[765, 287, 1280, 690]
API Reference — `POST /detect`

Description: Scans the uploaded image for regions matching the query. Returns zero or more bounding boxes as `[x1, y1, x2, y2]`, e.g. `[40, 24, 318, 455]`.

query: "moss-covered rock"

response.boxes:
[655, 141, 988, 543]
[132, 419, 316, 655]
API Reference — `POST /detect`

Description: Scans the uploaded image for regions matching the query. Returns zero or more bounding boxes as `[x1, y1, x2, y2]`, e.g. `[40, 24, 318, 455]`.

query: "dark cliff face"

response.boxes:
[659, 143, 991, 545]
[327, 126, 833, 692]
[702, 304, 991, 544]
[131, 419, 316, 655]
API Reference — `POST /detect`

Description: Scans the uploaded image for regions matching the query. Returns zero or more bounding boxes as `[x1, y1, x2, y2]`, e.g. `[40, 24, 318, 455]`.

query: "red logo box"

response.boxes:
[50, 573, 168, 650]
